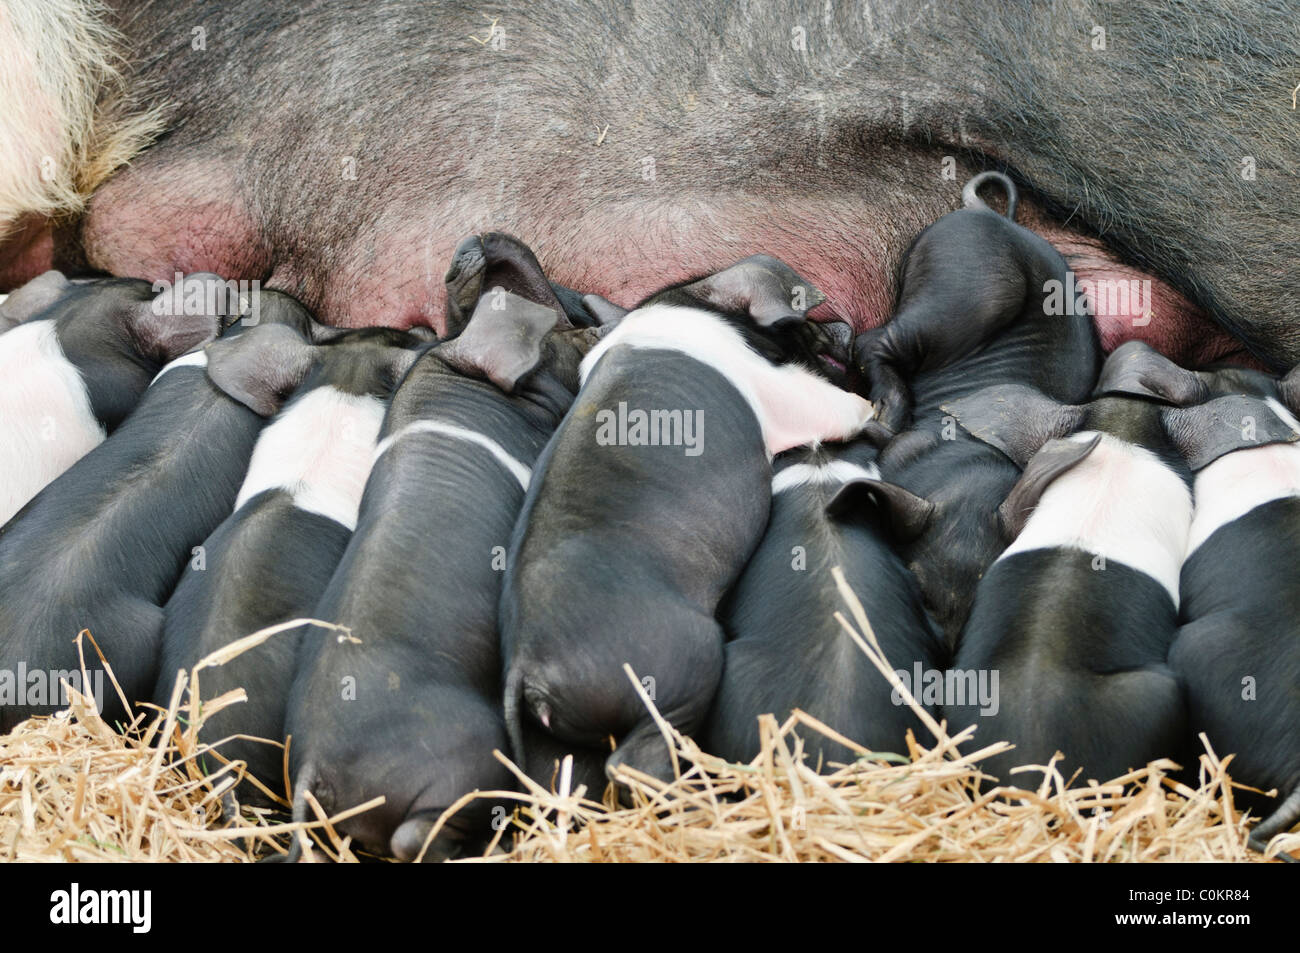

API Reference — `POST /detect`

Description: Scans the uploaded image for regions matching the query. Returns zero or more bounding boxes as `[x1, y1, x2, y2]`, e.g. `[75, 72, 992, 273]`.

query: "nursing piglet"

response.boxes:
[1169, 396, 1300, 852]
[501, 256, 875, 788]
[442, 229, 627, 333]
[0, 288, 322, 732]
[703, 441, 944, 766]
[941, 382, 1194, 787]
[853, 173, 1100, 645]
[152, 325, 430, 806]
[284, 234, 606, 862]
[1096, 339, 1300, 413]
[1097, 342, 1300, 851]
[0, 270, 223, 525]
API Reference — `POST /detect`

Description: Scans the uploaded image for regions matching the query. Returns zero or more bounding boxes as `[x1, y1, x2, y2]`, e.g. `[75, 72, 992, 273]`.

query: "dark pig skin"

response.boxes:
[4, 2, 1290, 368]
[503, 351, 767, 786]
[1177, 496, 1300, 855]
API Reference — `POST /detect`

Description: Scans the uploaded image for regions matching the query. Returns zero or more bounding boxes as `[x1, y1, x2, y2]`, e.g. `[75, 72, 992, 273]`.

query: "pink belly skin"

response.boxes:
[4, 165, 1251, 370]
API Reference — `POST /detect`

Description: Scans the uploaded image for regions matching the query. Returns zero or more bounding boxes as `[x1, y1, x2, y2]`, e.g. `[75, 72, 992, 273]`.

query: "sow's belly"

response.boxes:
[71, 182, 1234, 367]
[0, 0, 1275, 369]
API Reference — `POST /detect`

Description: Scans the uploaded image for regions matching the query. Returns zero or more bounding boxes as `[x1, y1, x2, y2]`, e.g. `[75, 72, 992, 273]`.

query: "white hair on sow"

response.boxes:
[0, 0, 163, 239]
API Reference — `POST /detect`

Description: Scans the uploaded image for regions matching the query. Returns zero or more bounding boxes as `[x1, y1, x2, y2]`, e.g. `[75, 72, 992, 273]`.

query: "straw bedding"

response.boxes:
[1, 579, 1294, 863]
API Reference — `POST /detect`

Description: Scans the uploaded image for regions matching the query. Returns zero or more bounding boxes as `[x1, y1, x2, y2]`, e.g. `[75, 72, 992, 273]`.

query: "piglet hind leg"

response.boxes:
[859, 211, 1040, 431]
[15, 597, 166, 734]
[390, 806, 497, 863]
[1249, 787, 1300, 860]
[603, 667, 723, 802]
[600, 650, 724, 802]
[854, 325, 912, 434]
[604, 722, 681, 799]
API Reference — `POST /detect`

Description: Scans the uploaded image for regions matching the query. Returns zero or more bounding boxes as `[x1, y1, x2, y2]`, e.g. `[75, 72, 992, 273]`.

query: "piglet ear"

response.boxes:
[562, 322, 617, 358]
[544, 282, 623, 330]
[384, 345, 425, 391]
[128, 273, 227, 364]
[444, 232, 568, 338]
[305, 321, 351, 343]
[1277, 363, 1300, 417]
[205, 322, 320, 416]
[1093, 341, 1209, 405]
[436, 290, 563, 393]
[406, 326, 439, 344]
[235, 287, 334, 342]
[679, 254, 825, 326]
[942, 384, 1086, 468]
[997, 434, 1102, 540]
[1162, 395, 1300, 471]
[0, 270, 71, 329]
[826, 478, 935, 542]
[581, 293, 630, 327]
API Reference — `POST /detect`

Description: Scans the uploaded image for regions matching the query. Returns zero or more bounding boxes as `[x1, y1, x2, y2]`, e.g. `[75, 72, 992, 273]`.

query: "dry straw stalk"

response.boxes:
[1, 586, 1295, 863]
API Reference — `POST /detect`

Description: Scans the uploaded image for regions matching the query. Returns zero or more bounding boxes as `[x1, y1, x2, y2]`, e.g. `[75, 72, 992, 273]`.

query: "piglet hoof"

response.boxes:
[605, 731, 680, 804]
[390, 812, 463, 863]
[858, 418, 895, 448]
